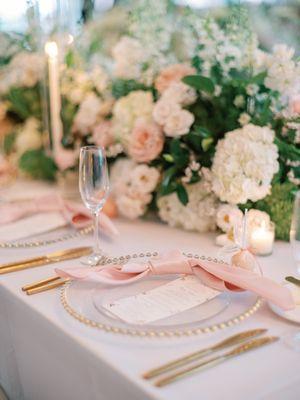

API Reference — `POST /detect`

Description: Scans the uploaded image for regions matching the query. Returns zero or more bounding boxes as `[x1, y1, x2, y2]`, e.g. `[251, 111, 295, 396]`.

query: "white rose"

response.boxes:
[164, 109, 194, 137]
[130, 164, 160, 194]
[116, 195, 146, 219]
[153, 99, 180, 126]
[216, 204, 243, 233]
[162, 82, 197, 106]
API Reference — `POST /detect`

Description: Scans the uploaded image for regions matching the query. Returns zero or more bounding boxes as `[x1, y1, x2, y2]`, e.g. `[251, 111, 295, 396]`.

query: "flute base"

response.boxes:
[80, 252, 108, 266]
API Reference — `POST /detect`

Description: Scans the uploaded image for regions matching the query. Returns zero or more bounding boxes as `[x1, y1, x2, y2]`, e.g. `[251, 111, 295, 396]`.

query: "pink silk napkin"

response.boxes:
[56, 250, 294, 310]
[0, 194, 118, 237]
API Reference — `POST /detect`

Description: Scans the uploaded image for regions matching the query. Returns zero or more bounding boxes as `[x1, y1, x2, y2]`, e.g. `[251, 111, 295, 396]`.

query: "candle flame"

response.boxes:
[45, 41, 58, 58]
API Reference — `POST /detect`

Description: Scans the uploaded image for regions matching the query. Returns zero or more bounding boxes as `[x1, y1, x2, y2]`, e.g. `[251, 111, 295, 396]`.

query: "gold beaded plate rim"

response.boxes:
[60, 251, 263, 338]
[0, 226, 93, 249]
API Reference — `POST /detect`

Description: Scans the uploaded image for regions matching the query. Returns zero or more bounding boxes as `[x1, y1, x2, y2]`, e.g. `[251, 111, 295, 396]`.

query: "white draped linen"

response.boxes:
[0, 182, 300, 400]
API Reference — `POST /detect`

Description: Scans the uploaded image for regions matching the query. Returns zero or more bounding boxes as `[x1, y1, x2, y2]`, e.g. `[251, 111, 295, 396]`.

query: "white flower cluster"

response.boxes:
[112, 90, 154, 144]
[112, 36, 145, 80]
[153, 83, 195, 137]
[61, 66, 109, 105]
[196, 19, 246, 78]
[111, 159, 160, 219]
[128, 0, 176, 84]
[265, 44, 300, 97]
[158, 180, 218, 232]
[0, 52, 44, 94]
[212, 124, 279, 204]
[216, 205, 272, 246]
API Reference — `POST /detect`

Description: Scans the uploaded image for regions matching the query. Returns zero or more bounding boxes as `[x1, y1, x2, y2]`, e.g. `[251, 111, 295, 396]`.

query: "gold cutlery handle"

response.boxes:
[154, 336, 278, 387]
[155, 355, 224, 387]
[22, 276, 61, 291]
[26, 279, 68, 295]
[143, 328, 267, 380]
[143, 348, 211, 379]
[0, 258, 51, 275]
[0, 256, 46, 270]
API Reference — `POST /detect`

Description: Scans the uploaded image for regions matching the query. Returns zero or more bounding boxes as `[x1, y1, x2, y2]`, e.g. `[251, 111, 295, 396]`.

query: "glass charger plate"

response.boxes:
[61, 252, 262, 338]
[0, 225, 92, 249]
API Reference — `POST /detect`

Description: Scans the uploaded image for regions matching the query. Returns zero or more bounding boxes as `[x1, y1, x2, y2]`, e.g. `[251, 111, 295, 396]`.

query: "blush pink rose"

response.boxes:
[155, 63, 196, 94]
[54, 147, 78, 171]
[92, 120, 114, 148]
[128, 119, 164, 163]
[290, 95, 300, 115]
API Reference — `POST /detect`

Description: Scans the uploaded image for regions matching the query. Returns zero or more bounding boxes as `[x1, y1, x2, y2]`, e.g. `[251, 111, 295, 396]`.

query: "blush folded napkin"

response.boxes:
[56, 250, 294, 310]
[0, 194, 118, 237]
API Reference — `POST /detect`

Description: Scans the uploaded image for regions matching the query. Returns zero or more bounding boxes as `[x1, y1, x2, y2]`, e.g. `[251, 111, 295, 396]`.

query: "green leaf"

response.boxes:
[176, 184, 188, 205]
[182, 75, 214, 94]
[201, 137, 214, 151]
[250, 71, 267, 85]
[163, 154, 174, 163]
[111, 79, 149, 99]
[169, 139, 189, 168]
[161, 166, 177, 188]
[275, 137, 300, 161]
[3, 131, 17, 154]
[19, 149, 57, 181]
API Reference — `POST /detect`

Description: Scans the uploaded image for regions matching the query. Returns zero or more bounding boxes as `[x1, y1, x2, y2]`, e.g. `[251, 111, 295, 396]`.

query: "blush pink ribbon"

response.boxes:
[56, 250, 294, 310]
[0, 194, 118, 237]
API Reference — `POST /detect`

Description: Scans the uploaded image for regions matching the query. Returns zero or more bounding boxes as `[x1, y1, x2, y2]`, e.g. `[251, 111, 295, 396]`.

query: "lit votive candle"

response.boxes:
[250, 223, 275, 256]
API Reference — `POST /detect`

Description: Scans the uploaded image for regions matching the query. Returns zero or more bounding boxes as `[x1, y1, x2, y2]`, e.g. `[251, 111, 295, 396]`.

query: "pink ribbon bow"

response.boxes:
[0, 194, 118, 237]
[56, 250, 294, 310]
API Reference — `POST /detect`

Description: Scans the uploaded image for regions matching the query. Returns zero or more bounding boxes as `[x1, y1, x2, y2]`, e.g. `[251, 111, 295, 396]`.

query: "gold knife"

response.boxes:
[0, 247, 92, 274]
[26, 278, 68, 295]
[143, 328, 267, 379]
[154, 336, 279, 387]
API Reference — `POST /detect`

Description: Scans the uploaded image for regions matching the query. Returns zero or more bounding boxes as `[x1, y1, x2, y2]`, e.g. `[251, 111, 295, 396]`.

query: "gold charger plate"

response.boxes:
[60, 251, 262, 338]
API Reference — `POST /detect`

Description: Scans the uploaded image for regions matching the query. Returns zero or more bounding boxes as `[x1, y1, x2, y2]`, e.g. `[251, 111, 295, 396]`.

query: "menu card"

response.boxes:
[102, 276, 220, 325]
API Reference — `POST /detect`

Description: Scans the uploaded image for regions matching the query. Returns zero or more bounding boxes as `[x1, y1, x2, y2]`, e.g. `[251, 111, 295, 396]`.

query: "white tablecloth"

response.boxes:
[1, 183, 300, 400]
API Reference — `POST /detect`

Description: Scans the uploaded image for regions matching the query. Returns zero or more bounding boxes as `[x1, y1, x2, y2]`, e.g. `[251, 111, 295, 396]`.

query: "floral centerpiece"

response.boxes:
[1, 1, 299, 241]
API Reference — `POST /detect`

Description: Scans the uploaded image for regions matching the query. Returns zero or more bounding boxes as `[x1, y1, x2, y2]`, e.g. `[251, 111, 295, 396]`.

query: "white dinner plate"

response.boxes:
[268, 283, 300, 324]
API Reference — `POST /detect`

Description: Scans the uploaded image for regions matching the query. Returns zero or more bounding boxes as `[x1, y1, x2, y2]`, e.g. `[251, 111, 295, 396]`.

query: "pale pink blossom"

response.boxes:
[54, 147, 78, 171]
[92, 120, 114, 148]
[128, 118, 164, 162]
[290, 95, 300, 115]
[164, 109, 194, 137]
[155, 63, 196, 94]
[153, 99, 180, 126]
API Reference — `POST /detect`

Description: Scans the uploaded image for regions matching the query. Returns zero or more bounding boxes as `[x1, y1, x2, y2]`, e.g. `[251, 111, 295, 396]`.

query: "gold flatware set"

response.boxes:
[0, 246, 92, 295]
[142, 329, 279, 387]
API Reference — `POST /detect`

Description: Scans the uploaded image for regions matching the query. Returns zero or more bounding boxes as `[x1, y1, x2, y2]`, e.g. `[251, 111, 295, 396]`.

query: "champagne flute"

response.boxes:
[79, 146, 109, 265]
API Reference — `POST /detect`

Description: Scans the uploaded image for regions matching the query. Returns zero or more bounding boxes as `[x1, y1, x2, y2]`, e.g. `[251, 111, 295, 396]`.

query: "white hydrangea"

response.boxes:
[110, 158, 160, 219]
[157, 180, 219, 232]
[112, 36, 145, 80]
[211, 124, 279, 204]
[0, 52, 44, 94]
[61, 69, 93, 105]
[112, 90, 154, 144]
[73, 93, 105, 135]
[264, 44, 300, 97]
[15, 118, 42, 155]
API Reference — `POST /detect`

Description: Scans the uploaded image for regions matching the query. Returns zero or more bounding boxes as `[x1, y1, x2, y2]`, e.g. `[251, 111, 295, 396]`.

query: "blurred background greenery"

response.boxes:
[0, 1, 299, 55]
